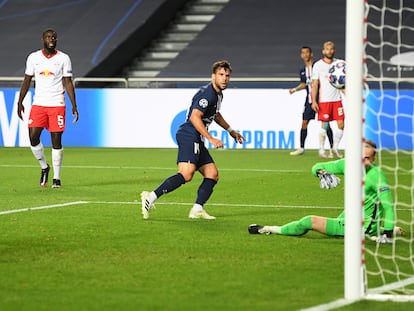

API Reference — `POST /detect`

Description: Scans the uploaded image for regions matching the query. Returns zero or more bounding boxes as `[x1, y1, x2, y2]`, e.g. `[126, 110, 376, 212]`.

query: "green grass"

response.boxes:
[0, 148, 413, 311]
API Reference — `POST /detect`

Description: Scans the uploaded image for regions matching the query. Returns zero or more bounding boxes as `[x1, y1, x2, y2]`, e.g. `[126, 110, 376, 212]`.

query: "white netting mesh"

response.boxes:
[363, 0, 414, 299]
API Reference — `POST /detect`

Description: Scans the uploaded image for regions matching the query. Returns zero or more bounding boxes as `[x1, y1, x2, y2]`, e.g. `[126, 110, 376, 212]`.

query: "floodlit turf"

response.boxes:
[0, 147, 413, 311]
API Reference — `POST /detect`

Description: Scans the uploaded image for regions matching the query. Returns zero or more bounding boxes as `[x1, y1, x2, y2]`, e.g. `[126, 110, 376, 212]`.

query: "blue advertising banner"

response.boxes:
[0, 88, 412, 150]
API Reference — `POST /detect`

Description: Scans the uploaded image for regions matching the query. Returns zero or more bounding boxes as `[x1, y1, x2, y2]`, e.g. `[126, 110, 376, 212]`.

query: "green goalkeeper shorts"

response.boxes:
[326, 217, 345, 237]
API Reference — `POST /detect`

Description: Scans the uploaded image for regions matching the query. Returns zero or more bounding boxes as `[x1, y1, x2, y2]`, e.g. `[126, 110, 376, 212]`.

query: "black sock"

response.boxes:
[195, 178, 217, 205]
[327, 126, 334, 149]
[154, 173, 186, 197]
[300, 129, 307, 148]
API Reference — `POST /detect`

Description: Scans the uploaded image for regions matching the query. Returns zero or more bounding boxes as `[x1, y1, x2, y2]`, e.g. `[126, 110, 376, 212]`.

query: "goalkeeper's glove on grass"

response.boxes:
[317, 169, 340, 189]
[376, 230, 394, 244]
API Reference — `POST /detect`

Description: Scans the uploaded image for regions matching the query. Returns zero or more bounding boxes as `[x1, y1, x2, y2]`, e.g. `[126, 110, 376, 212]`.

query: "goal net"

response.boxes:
[346, 0, 414, 303]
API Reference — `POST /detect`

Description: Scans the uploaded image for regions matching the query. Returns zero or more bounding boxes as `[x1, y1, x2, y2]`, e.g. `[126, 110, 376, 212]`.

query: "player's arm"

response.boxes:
[214, 112, 245, 144]
[63, 76, 79, 123]
[189, 109, 223, 148]
[289, 82, 306, 94]
[312, 159, 345, 176]
[17, 74, 33, 120]
[311, 79, 319, 112]
[375, 171, 396, 236]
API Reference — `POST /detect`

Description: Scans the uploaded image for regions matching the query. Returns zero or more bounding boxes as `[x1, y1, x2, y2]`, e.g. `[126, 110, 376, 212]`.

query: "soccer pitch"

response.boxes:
[0, 148, 412, 311]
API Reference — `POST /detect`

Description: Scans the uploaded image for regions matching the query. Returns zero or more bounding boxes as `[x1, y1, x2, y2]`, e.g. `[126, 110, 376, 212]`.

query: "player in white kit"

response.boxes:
[17, 29, 79, 188]
[311, 41, 345, 158]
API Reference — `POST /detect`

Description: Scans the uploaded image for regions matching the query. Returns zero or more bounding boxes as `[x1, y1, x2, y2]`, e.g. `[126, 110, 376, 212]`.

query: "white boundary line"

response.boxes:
[0, 201, 88, 215]
[0, 200, 343, 216]
[0, 164, 304, 173]
[0, 200, 409, 215]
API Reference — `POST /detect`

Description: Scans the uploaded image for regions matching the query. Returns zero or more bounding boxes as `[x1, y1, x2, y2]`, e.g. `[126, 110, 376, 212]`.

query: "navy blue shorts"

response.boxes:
[176, 134, 214, 169]
[303, 102, 316, 121]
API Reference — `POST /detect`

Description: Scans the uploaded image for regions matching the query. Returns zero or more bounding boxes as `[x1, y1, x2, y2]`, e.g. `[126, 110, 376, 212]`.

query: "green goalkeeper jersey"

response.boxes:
[312, 159, 395, 237]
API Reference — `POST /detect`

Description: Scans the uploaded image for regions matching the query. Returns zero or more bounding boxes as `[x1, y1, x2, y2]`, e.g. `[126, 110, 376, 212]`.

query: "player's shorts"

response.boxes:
[176, 134, 214, 169]
[325, 217, 345, 237]
[303, 102, 316, 121]
[317, 100, 345, 122]
[28, 105, 66, 132]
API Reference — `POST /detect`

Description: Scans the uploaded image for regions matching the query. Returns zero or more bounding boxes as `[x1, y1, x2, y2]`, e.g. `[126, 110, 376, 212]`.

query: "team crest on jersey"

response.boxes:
[198, 98, 208, 108]
[39, 69, 55, 77]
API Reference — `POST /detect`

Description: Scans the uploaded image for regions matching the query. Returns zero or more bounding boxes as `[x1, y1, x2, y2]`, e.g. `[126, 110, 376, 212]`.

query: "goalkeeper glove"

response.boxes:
[376, 230, 394, 244]
[317, 169, 340, 190]
[376, 234, 393, 244]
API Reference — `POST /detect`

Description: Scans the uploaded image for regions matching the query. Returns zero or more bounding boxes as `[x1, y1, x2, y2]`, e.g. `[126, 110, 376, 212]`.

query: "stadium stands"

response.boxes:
[0, 0, 186, 77]
[1, 0, 346, 79]
[159, 0, 346, 78]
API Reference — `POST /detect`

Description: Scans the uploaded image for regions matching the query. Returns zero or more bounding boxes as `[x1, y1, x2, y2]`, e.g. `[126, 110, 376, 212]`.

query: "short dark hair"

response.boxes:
[301, 46, 312, 53]
[42, 29, 57, 38]
[212, 60, 232, 73]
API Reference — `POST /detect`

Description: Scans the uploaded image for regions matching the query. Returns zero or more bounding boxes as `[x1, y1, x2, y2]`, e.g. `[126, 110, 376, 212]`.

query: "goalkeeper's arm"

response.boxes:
[311, 158, 345, 177]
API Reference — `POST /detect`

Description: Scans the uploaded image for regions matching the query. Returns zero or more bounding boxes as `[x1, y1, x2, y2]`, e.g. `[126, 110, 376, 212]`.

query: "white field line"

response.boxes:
[0, 164, 304, 173]
[0, 200, 343, 216]
[0, 201, 88, 215]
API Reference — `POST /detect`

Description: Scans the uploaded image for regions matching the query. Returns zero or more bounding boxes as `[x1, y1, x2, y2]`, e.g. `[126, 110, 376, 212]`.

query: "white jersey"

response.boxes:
[25, 49, 73, 107]
[312, 58, 341, 103]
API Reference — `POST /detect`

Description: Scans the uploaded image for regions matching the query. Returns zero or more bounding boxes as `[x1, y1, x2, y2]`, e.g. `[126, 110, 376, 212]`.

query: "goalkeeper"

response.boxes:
[249, 140, 403, 243]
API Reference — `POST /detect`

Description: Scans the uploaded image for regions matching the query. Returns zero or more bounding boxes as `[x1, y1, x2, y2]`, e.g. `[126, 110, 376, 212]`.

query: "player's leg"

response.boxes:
[28, 106, 50, 187]
[50, 132, 63, 188]
[290, 120, 309, 156]
[189, 145, 217, 219]
[317, 102, 331, 158]
[249, 215, 340, 237]
[48, 107, 66, 188]
[140, 135, 195, 219]
[140, 162, 189, 220]
[332, 101, 345, 158]
[291, 103, 315, 156]
[319, 122, 328, 158]
[249, 215, 314, 235]
[326, 123, 334, 158]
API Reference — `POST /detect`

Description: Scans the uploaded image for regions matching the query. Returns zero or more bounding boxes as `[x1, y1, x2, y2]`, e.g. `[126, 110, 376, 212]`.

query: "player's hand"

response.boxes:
[311, 103, 319, 112]
[209, 137, 223, 148]
[376, 234, 393, 244]
[17, 103, 25, 120]
[317, 169, 340, 189]
[230, 131, 245, 144]
[72, 108, 79, 123]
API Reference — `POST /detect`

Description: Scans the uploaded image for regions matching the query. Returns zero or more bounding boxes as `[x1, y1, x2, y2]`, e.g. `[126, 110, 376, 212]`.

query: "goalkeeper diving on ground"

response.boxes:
[249, 140, 405, 243]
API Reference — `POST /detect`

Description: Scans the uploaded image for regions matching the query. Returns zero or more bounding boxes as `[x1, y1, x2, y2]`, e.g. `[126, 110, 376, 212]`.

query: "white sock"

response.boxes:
[333, 129, 344, 150]
[319, 128, 327, 152]
[31, 143, 47, 169]
[148, 191, 158, 204]
[264, 226, 281, 234]
[52, 148, 63, 179]
[191, 203, 203, 212]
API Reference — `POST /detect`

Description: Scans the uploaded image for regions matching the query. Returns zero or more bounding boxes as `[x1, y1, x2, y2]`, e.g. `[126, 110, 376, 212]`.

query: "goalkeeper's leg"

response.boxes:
[263, 216, 313, 236]
[263, 216, 341, 237]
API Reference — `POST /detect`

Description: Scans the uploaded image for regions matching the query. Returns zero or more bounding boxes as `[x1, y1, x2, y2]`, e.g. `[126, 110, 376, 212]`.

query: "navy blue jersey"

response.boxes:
[299, 64, 313, 105]
[177, 83, 222, 141]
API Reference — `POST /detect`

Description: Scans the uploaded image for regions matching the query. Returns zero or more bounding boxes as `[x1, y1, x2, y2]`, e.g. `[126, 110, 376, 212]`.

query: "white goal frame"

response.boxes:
[344, 0, 414, 303]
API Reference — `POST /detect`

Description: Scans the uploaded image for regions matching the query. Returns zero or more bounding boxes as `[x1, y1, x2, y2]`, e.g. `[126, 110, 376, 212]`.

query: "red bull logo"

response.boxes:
[39, 70, 55, 77]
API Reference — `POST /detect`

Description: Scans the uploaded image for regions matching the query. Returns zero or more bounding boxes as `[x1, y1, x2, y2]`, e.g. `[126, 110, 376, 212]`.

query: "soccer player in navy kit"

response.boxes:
[141, 60, 245, 220]
[289, 46, 334, 156]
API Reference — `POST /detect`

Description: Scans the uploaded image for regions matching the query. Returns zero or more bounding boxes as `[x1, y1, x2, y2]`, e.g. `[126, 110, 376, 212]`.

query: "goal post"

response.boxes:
[345, 0, 414, 303]
[344, 0, 365, 302]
